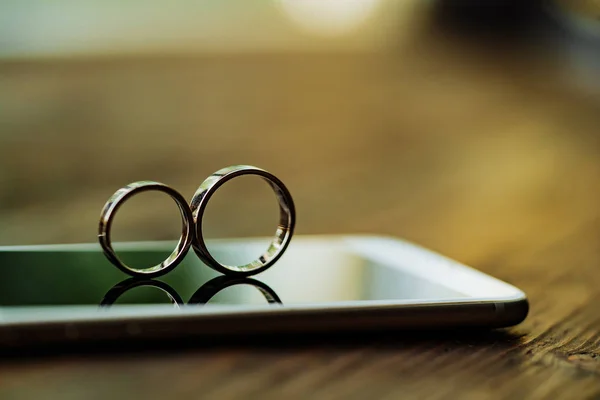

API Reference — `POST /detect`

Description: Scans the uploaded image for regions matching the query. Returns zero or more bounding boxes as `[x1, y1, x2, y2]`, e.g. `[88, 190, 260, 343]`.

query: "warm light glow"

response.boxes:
[277, 0, 381, 36]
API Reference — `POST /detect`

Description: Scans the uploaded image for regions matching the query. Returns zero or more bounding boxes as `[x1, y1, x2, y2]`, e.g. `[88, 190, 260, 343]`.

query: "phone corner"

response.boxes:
[496, 297, 529, 327]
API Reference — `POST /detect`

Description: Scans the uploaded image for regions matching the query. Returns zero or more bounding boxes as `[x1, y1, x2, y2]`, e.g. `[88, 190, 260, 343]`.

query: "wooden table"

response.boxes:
[1, 5, 600, 399]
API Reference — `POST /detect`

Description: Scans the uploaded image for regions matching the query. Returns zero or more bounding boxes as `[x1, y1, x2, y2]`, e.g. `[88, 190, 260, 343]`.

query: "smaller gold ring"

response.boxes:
[98, 181, 194, 278]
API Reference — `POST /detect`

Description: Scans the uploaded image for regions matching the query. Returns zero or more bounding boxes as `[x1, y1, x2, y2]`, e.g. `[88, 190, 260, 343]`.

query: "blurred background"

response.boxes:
[1, 0, 599, 265]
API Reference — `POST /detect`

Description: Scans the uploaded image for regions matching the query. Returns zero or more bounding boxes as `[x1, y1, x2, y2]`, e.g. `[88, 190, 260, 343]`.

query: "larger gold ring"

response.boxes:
[190, 165, 295, 276]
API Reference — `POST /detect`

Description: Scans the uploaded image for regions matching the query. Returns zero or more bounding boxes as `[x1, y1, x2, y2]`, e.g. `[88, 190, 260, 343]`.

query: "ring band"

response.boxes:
[98, 181, 194, 278]
[190, 165, 295, 276]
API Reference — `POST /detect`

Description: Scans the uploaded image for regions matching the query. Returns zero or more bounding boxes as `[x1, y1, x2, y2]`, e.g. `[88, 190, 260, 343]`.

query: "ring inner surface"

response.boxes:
[210, 183, 291, 273]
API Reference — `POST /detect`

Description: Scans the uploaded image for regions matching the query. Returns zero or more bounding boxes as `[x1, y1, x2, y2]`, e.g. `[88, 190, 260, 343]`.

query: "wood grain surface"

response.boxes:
[1, 5, 600, 399]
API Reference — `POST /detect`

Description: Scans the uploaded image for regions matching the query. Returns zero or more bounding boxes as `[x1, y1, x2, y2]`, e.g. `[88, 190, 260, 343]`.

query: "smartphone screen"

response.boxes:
[0, 238, 467, 310]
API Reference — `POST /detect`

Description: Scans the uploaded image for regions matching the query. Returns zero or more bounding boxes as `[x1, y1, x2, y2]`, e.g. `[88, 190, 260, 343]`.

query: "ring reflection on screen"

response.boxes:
[100, 278, 185, 307]
[100, 275, 282, 308]
[188, 275, 282, 305]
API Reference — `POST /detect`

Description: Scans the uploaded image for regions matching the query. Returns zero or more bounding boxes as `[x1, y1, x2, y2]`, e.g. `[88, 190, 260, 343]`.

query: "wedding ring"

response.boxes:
[98, 181, 194, 278]
[190, 165, 295, 276]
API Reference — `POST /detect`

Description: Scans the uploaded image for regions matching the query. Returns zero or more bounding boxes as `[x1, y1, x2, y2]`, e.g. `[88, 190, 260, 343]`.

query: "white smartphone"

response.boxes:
[0, 235, 528, 347]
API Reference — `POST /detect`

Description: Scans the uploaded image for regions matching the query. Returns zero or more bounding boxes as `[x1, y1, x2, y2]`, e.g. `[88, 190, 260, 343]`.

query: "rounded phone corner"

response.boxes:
[497, 297, 529, 327]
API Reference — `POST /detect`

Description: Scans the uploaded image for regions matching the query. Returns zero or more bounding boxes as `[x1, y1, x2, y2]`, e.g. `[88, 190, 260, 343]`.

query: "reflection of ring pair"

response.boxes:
[100, 275, 282, 307]
[98, 165, 295, 278]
